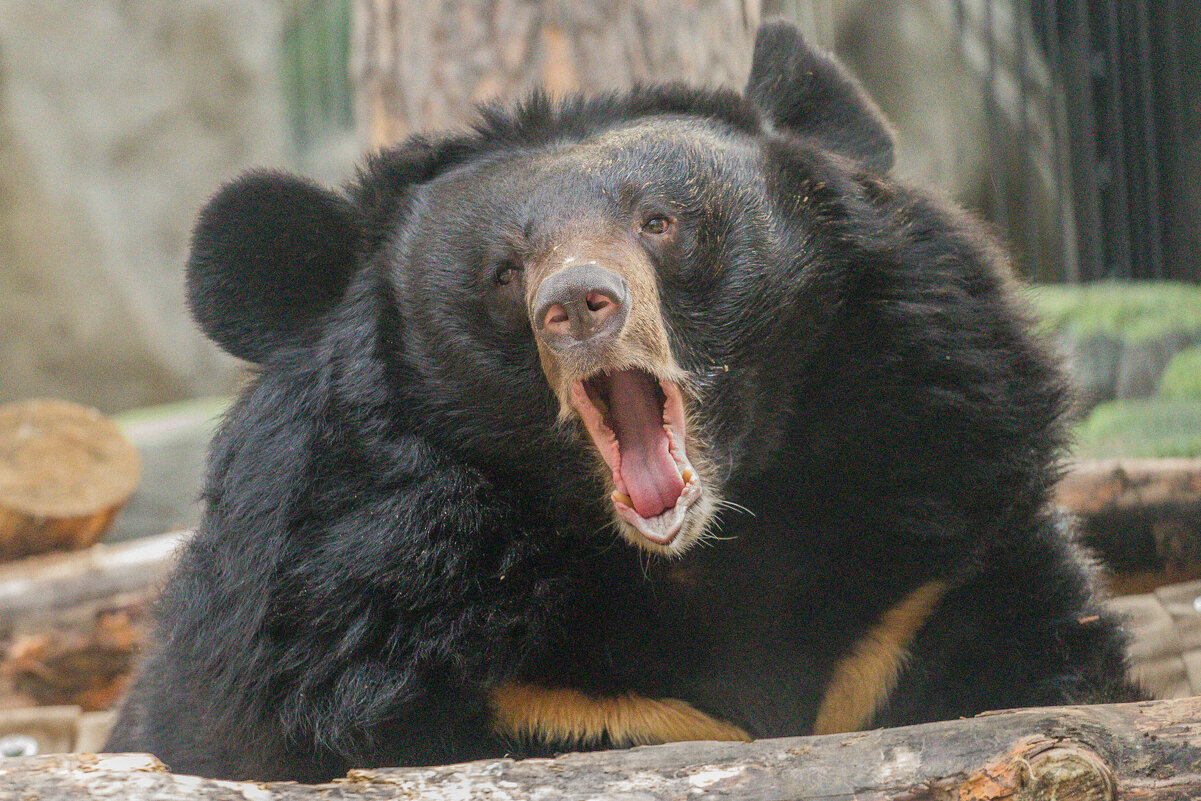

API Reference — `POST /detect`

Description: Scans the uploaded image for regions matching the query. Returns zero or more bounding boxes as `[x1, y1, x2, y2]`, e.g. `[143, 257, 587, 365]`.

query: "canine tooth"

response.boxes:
[612, 491, 633, 507]
[682, 468, 694, 483]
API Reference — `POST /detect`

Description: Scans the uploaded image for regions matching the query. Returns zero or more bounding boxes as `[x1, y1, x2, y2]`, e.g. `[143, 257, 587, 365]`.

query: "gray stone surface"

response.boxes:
[106, 398, 229, 543]
[1115, 332, 1198, 401]
[0, 1, 290, 413]
[1055, 328, 1201, 416]
[1060, 332, 1124, 408]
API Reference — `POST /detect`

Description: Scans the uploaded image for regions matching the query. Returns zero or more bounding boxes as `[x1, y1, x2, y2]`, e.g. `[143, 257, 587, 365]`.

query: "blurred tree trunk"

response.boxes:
[352, 0, 761, 149]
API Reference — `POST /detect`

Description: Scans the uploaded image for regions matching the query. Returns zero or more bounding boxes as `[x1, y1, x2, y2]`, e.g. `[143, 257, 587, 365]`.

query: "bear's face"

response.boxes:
[395, 117, 778, 552]
[185, 21, 894, 556]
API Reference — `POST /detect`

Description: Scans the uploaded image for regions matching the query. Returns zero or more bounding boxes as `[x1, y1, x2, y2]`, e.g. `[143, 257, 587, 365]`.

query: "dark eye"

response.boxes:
[641, 215, 674, 236]
[495, 262, 522, 286]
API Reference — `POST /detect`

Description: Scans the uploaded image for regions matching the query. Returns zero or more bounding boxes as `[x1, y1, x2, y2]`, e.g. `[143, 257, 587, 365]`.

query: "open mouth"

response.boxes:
[570, 369, 701, 546]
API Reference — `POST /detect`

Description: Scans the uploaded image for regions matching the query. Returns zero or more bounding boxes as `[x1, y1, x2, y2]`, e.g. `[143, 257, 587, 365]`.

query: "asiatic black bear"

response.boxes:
[107, 21, 1139, 782]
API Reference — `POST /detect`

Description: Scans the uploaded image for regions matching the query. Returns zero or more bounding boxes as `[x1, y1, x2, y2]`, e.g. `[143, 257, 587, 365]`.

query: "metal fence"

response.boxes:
[280, 1, 1200, 284]
[964, 0, 1199, 283]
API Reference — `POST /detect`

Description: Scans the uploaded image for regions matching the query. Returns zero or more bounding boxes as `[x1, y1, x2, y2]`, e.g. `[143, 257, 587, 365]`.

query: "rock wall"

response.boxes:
[0, 1, 290, 413]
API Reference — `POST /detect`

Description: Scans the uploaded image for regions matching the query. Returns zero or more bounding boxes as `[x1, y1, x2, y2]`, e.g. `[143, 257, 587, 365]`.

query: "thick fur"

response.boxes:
[107, 21, 1139, 782]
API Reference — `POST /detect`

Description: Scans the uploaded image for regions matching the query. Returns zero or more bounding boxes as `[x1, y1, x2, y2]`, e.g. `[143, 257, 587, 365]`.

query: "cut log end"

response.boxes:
[0, 400, 140, 561]
[1018, 739, 1116, 801]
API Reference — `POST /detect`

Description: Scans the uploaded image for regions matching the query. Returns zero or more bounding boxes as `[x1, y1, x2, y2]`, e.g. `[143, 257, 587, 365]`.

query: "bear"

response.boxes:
[105, 21, 1141, 783]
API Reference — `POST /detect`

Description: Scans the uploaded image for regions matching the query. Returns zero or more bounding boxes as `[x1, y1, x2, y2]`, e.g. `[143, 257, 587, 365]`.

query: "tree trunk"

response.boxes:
[351, 0, 761, 148]
[4, 697, 1200, 799]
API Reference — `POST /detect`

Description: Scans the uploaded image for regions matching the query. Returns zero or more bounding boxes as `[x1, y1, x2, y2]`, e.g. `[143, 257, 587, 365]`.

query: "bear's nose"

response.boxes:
[532, 264, 629, 349]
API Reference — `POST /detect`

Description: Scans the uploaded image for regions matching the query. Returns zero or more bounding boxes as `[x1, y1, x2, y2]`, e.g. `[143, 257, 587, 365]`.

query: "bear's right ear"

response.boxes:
[186, 171, 360, 364]
[745, 20, 895, 172]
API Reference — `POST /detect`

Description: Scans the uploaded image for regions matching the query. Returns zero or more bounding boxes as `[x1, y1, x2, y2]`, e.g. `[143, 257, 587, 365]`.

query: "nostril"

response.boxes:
[532, 264, 628, 346]
[543, 303, 570, 331]
[585, 293, 612, 313]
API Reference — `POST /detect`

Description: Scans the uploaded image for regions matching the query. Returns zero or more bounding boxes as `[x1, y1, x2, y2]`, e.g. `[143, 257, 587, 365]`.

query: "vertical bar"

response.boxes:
[1133, 0, 1164, 279]
[1160, 0, 1191, 278]
[1013, 0, 1043, 279]
[1099, 0, 1132, 278]
[1043, 0, 1083, 284]
[983, 0, 1011, 239]
[1066, 0, 1103, 281]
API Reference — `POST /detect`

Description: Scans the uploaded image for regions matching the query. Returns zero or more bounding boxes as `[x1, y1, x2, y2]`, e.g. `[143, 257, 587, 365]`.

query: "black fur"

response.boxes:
[108, 22, 1139, 782]
[186, 170, 360, 362]
[746, 21, 895, 170]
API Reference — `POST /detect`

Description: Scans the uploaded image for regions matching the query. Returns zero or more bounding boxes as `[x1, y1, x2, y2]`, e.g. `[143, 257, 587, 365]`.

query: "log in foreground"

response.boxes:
[2, 697, 1198, 800]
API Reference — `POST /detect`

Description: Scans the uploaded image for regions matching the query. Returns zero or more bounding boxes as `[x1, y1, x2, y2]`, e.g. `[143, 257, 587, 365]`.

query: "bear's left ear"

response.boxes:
[186, 170, 361, 364]
[745, 20, 895, 172]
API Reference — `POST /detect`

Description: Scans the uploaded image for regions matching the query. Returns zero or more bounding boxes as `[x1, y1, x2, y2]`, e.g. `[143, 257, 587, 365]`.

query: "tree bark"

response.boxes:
[351, 0, 761, 148]
[2, 697, 1199, 799]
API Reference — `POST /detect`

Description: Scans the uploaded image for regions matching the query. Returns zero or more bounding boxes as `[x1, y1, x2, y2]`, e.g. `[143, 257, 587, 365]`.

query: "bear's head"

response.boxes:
[186, 21, 894, 555]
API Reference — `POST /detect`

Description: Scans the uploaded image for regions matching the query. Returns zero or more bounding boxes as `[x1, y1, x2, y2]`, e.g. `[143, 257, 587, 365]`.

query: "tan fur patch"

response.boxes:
[489, 682, 752, 747]
[811, 580, 949, 736]
[525, 231, 712, 555]
[526, 233, 684, 412]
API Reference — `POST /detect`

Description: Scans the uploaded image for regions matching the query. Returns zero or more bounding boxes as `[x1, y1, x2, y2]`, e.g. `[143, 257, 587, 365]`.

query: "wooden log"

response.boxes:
[0, 696, 1198, 799]
[1056, 458, 1201, 593]
[0, 530, 181, 626]
[0, 400, 141, 562]
[1, 596, 151, 711]
[0, 532, 182, 712]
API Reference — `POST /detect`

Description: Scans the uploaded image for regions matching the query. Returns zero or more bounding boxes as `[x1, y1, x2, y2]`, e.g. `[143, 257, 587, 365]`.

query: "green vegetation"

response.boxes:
[1026, 282, 1201, 459]
[281, 0, 353, 154]
[1072, 398, 1201, 459]
[1159, 346, 1201, 400]
[113, 396, 230, 444]
[1028, 281, 1201, 341]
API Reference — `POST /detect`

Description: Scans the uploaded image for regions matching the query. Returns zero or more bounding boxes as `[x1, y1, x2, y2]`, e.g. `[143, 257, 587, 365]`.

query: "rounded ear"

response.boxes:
[186, 170, 360, 364]
[746, 20, 895, 172]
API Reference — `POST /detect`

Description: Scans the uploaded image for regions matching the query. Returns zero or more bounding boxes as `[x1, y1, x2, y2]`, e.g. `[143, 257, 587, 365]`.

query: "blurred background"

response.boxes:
[2, 0, 1199, 544]
[1, 0, 1197, 403]
[0, 0, 1199, 756]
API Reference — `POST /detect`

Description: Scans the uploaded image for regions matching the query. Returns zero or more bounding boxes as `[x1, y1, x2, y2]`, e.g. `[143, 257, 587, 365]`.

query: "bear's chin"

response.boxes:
[612, 479, 712, 556]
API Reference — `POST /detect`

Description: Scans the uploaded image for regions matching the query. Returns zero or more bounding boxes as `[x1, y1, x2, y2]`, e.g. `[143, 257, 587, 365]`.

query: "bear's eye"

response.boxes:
[640, 215, 674, 237]
[495, 262, 522, 286]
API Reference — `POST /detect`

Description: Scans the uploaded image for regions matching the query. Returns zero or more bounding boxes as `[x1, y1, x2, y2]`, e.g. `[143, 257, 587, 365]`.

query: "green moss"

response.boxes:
[1072, 398, 1201, 459]
[1159, 346, 1201, 399]
[113, 396, 230, 445]
[1028, 281, 1201, 342]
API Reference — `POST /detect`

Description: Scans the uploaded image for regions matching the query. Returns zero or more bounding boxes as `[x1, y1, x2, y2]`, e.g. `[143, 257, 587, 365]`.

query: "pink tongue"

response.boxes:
[607, 371, 684, 519]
